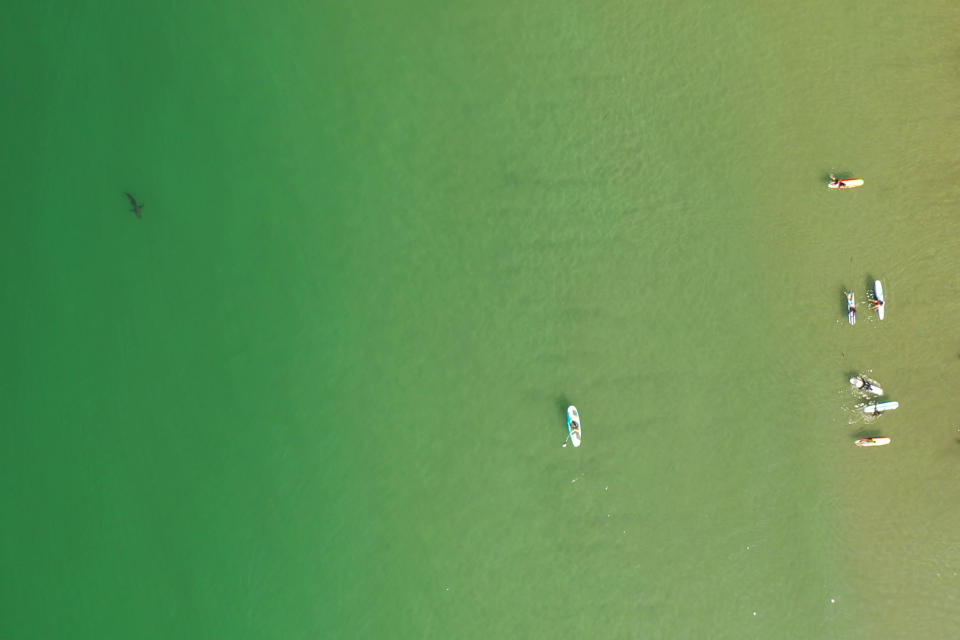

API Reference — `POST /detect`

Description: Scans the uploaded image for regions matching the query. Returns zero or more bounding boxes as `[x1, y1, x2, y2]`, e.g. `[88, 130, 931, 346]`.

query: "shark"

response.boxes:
[124, 192, 144, 218]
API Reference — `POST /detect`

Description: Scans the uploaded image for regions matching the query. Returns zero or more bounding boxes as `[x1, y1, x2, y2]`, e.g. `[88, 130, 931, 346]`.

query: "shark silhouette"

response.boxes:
[125, 192, 144, 218]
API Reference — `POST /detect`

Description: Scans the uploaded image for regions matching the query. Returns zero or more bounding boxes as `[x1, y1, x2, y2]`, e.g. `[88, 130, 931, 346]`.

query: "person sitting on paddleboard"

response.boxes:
[570, 421, 580, 436]
[871, 299, 884, 310]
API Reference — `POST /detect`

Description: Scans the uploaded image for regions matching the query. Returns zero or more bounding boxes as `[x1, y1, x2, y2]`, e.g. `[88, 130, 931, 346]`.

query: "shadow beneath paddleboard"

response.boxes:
[555, 394, 573, 437]
[852, 428, 882, 439]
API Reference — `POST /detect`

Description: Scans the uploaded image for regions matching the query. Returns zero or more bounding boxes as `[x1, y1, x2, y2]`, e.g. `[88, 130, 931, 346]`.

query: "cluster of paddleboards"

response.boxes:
[834, 176, 898, 447]
[849, 375, 899, 447]
[566, 178, 887, 451]
[846, 280, 885, 325]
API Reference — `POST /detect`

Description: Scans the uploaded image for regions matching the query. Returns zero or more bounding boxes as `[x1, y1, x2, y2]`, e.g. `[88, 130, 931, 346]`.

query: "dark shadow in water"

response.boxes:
[555, 394, 570, 435]
[124, 192, 144, 218]
[851, 428, 883, 439]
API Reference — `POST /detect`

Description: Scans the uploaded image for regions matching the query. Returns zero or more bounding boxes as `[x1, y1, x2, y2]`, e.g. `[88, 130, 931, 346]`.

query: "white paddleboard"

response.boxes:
[846, 291, 857, 326]
[850, 376, 884, 396]
[856, 437, 891, 447]
[567, 406, 581, 448]
[874, 280, 885, 320]
[828, 178, 865, 189]
[864, 401, 899, 415]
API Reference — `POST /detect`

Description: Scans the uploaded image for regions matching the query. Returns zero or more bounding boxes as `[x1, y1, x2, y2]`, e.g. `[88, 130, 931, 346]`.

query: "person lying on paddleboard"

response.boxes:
[829, 176, 859, 189]
[570, 422, 580, 437]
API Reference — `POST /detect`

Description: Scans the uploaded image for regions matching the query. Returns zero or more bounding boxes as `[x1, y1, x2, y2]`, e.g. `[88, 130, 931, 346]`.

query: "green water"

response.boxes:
[4, 1, 960, 638]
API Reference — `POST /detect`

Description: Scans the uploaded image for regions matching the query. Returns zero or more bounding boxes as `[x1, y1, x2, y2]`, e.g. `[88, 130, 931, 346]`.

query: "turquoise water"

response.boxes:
[4, 1, 960, 638]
